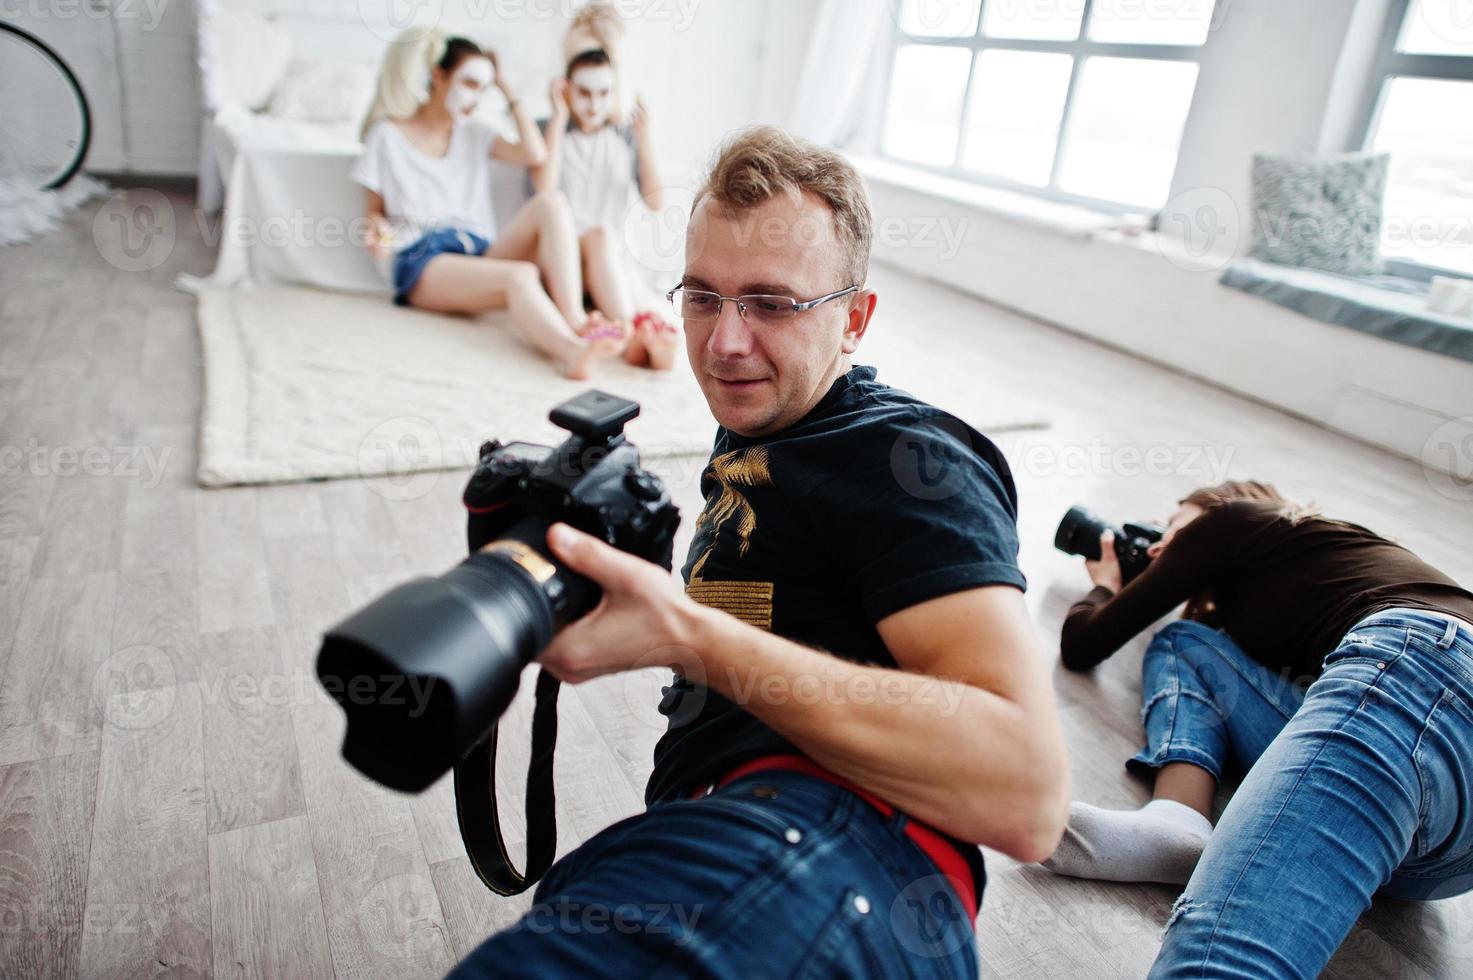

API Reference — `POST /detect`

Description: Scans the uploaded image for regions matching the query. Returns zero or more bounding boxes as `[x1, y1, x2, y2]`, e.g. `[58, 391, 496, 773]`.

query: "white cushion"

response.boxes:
[207, 7, 292, 112]
[267, 60, 376, 124]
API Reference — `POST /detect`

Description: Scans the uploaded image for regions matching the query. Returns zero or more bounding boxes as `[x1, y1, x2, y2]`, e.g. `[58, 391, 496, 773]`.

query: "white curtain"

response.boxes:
[786, 0, 892, 148]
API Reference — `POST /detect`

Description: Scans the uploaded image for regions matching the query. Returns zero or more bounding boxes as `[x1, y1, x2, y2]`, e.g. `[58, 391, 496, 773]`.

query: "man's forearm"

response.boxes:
[671, 601, 1066, 860]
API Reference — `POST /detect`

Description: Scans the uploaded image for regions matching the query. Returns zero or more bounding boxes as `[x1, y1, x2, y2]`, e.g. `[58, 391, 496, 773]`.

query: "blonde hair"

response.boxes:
[565, 1, 626, 62]
[360, 30, 492, 140]
[695, 126, 874, 286]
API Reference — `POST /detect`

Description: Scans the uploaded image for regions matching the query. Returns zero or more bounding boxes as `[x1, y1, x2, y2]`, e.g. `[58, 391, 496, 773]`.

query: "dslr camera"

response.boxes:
[1054, 506, 1163, 588]
[316, 390, 681, 793]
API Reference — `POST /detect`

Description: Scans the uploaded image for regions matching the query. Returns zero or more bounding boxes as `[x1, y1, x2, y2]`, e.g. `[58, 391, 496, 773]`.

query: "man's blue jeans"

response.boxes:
[447, 767, 980, 978]
[1131, 611, 1473, 979]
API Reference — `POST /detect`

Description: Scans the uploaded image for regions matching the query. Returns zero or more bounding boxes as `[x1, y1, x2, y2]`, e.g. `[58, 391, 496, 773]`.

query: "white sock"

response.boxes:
[1040, 799, 1213, 885]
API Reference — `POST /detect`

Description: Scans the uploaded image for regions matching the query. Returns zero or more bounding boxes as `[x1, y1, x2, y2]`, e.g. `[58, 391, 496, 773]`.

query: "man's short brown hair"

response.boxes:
[694, 125, 874, 287]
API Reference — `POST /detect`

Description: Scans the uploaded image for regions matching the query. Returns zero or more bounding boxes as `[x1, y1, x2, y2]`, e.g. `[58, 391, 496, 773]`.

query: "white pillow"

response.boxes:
[268, 60, 377, 124]
[206, 7, 293, 112]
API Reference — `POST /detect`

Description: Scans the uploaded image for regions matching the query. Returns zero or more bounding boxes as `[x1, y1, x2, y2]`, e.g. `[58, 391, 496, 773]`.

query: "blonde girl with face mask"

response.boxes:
[530, 44, 680, 372]
[353, 31, 626, 380]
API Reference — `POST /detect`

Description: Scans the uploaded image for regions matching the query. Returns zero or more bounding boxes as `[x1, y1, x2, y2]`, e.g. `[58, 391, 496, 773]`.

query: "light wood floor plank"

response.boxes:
[291, 690, 455, 978]
[195, 488, 274, 636]
[80, 683, 210, 979]
[0, 574, 116, 767]
[199, 626, 305, 835]
[206, 814, 333, 980]
[0, 750, 100, 979]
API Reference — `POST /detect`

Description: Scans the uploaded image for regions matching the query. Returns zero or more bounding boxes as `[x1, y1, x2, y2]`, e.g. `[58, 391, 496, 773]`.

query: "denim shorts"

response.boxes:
[392, 227, 492, 306]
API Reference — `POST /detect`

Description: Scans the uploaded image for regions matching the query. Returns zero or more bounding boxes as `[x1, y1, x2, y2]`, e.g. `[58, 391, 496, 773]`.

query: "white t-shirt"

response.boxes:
[536, 119, 642, 234]
[351, 118, 500, 245]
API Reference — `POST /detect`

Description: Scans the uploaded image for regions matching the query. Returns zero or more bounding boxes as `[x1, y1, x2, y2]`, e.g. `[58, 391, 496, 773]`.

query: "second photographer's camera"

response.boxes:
[1054, 505, 1163, 587]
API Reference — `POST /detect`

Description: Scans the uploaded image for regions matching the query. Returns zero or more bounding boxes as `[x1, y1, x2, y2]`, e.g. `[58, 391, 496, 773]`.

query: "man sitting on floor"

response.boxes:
[449, 125, 1070, 978]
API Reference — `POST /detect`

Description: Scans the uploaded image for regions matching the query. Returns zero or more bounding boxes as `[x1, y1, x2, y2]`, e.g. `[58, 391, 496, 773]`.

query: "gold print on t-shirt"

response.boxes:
[687, 446, 776, 630]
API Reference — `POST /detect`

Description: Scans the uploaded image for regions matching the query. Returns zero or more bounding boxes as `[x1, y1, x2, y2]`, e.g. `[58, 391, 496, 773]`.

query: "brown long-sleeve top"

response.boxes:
[1061, 500, 1473, 680]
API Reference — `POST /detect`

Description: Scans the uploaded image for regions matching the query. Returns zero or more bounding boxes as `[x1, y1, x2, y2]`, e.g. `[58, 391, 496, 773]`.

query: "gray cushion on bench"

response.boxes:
[1221, 257, 1473, 364]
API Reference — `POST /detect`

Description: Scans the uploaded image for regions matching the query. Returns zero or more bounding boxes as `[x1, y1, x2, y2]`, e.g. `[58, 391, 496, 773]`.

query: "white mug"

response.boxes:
[1427, 276, 1473, 318]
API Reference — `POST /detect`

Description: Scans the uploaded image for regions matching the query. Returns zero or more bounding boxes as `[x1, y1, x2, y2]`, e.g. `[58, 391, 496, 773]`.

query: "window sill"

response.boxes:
[850, 155, 1122, 238]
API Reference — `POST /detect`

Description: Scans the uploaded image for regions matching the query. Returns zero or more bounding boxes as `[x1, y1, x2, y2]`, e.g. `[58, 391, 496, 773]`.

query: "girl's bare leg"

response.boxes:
[487, 190, 589, 331]
[1154, 761, 1217, 820]
[579, 230, 680, 371]
[580, 225, 637, 325]
[407, 253, 619, 380]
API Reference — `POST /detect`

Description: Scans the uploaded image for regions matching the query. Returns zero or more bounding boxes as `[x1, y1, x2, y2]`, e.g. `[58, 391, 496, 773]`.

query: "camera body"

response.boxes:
[1054, 505, 1164, 588]
[464, 391, 679, 574]
[317, 391, 680, 793]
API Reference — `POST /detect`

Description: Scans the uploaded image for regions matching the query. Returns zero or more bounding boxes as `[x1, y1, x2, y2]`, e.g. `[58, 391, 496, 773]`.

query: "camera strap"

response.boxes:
[453, 667, 561, 895]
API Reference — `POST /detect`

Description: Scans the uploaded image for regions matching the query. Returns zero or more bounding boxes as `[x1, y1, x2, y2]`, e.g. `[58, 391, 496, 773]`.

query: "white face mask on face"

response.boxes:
[445, 57, 494, 117]
[569, 65, 616, 128]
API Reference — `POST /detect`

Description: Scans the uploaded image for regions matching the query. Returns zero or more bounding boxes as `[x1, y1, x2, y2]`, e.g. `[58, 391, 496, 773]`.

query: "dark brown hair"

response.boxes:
[1177, 480, 1319, 622]
[438, 36, 494, 75]
[567, 48, 612, 77]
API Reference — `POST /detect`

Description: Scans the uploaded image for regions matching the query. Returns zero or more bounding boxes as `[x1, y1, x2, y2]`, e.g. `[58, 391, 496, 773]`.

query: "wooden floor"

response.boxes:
[1, 186, 1470, 979]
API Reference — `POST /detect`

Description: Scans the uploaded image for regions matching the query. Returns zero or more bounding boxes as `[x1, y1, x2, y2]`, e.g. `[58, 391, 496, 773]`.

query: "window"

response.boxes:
[880, 0, 1214, 211]
[1361, 0, 1473, 277]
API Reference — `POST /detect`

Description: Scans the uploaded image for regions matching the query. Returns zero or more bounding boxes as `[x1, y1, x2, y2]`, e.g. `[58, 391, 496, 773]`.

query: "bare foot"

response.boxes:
[578, 310, 631, 352]
[623, 333, 651, 368]
[564, 320, 626, 380]
[632, 311, 680, 371]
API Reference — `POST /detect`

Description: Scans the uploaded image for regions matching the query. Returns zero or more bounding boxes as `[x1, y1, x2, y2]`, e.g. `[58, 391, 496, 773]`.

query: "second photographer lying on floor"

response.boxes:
[1048, 479, 1473, 979]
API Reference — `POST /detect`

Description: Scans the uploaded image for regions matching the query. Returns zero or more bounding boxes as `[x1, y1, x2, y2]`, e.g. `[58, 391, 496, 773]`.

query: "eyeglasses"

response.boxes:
[665, 284, 861, 327]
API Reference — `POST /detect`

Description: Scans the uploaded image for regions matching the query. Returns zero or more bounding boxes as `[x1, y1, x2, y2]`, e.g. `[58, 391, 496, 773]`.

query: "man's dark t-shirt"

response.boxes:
[643, 365, 1026, 880]
[1061, 499, 1473, 679]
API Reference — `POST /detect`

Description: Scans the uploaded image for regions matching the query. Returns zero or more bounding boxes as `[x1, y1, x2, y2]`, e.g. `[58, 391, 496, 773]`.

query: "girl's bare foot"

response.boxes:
[564, 319, 626, 380]
[623, 332, 651, 368]
[631, 311, 680, 371]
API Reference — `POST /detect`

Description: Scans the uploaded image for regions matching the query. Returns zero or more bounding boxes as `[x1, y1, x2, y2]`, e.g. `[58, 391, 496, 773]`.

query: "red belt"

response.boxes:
[688, 753, 979, 917]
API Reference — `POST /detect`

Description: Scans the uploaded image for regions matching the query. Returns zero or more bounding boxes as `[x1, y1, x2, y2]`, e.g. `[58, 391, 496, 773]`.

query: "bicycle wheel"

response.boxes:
[0, 21, 92, 190]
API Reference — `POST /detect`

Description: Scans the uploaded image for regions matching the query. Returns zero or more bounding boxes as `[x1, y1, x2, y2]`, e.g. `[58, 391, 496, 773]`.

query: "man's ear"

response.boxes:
[841, 289, 878, 354]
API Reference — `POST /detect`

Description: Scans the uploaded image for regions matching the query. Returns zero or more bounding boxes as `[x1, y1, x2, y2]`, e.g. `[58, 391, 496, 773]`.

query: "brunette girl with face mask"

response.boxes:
[353, 31, 626, 380]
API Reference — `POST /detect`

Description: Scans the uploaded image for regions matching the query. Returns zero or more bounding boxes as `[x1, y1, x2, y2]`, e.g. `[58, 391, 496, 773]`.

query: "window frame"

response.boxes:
[1354, 0, 1473, 281]
[878, 0, 1212, 214]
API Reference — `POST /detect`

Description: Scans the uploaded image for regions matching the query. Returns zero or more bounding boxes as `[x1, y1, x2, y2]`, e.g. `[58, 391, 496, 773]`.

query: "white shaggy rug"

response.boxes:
[194, 286, 1050, 487]
[0, 174, 110, 247]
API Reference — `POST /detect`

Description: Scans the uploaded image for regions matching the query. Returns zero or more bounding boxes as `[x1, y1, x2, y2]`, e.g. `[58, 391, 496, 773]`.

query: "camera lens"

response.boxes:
[316, 542, 560, 793]
[1054, 506, 1108, 561]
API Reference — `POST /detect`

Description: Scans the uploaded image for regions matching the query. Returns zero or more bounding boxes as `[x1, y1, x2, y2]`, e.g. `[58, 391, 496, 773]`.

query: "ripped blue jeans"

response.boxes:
[1133, 611, 1473, 979]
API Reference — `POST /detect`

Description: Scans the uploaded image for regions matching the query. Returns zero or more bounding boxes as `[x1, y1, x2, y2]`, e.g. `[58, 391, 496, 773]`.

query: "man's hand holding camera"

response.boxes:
[536, 522, 701, 683]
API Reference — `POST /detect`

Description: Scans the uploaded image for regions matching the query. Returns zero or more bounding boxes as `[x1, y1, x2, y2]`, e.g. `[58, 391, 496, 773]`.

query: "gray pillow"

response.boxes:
[1248, 152, 1390, 276]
